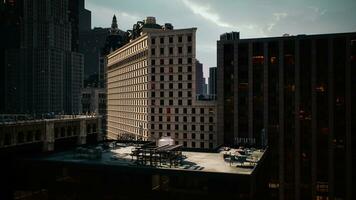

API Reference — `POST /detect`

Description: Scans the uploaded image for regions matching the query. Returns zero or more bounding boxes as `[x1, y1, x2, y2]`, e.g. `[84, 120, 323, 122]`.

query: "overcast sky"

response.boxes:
[85, 0, 356, 79]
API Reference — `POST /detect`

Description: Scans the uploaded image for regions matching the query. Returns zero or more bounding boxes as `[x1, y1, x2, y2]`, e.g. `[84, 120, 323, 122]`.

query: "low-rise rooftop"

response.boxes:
[35, 142, 266, 175]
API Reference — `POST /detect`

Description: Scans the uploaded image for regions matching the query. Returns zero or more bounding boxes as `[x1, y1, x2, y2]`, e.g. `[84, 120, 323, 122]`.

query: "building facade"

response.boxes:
[107, 17, 217, 149]
[217, 31, 356, 200]
[195, 60, 204, 95]
[0, 115, 102, 152]
[208, 67, 217, 97]
[2, 0, 84, 114]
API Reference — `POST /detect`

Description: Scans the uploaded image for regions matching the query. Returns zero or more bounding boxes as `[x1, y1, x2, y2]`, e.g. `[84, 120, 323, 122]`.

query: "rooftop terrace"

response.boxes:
[37, 141, 265, 175]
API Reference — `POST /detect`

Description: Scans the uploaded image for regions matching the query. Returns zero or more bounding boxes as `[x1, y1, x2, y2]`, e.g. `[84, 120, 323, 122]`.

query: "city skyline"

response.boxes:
[86, 0, 356, 78]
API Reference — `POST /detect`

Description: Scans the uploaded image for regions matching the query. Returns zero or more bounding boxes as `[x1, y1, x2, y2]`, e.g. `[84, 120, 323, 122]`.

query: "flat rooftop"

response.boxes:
[36, 142, 265, 175]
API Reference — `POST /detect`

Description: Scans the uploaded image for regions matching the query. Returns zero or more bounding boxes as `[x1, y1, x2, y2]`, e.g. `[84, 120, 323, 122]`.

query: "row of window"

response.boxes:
[151, 98, 193, 106]
[151, 115, 214, 123]
[108, 60, 147, 79]
[1, 130, 42, 146]
[151, 74, 192, 81]
[151, 107, 214, 115]
[151, 58, 193, 66]
[109, 50, 147, 71]
[150, 123, 214, 131]
[151, 65, 192, 73]
[151, 82, 192, 90]
[151, 34, 192, 45]
[151, 45, 192, 56]
[151, 132, 214, 140]
[151, 90, 192, 98]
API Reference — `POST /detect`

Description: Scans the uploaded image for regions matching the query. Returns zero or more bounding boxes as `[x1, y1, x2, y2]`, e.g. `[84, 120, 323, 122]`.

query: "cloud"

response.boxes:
[265, 12, 288, 33]
[181, 0, 236, 29]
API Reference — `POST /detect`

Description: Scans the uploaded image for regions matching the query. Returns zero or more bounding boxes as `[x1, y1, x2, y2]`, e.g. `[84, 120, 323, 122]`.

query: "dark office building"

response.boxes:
[217, 31, 356, 200]
[208, 67, 217, 97]
[195, 60, 204, 95]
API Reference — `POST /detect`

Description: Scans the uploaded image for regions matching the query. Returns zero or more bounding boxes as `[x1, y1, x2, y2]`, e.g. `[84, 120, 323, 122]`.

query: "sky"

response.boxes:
[85, 0, 356, 79]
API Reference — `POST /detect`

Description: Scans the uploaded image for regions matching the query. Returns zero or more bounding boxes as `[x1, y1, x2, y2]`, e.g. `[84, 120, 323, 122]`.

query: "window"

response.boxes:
[187, 35, 192, 42]
[160, 91, 164, 97]
[183, 116, 187, 122]
[160, 75, 164, 81]
[169, 99, 173, 105]
[178, 66, 182, 72]
[183, 141, 187, 147]
[188, 100, 192, 105]
[200, 142, 205, 148]
[188, 46, 192, 53]
[192, 108, 196, 114]
[160, 37, 164, 44]
[160, 59, 164, 65]
[151, 48, 155, 55]
[175, 116, 179, 122]
[209, 134, 213, 140]
[188, 58, 192, 64]
[151, 67, 155, 73]
[183, 125, 187, 130]
[160, 67, 164, 73]
[200, 116, 204, 123]
[187, 83, 192, 89]
[151, 100, 155, 105]
[209, 125, 213, 131]
[178, 100, 182, 105]
[175, 132, 179, 138]
[169, 59, 173, 64]
[159, 124, 163, 129]
[183, 108, 187, 113]
[200, 108, 204, 114]
[159, 116, 163, 121]
[175, 124, 179, 130]
[175, 108, 179, 114]
[160, 83, 164, 89]
[178, 75, 182, 81]
[151, 75, 155, 81]
[192, 125, 196, 131]
[151, 108, 155, 113]
[35, 130, 41, 141]
[188, 91, 192, 97]
[169, 91, 173, 97]
[151, 92, 155, 97]
[169, 83, 173, 89]
[169, 47, 173, 55]
[169, 75, 173, 81]
[192, 142, 196, 148]
[192, 116, 196, 122]
[169, 67, 173, 73]
[209, 117, 213, 123]
[169, 37, 173, 43]
[160, 99, 164, 105]
[178, 47, 182, 54]
[151, 59, 156, 65]
[178, 58, 182, 64]
[167, 108, 171, 114]
[178, 83, 182, 89]
[151, 116, 155, 121]
[151, 38, 156, 44]
[178, 91, 182, 97]
[178, 36, 183, 43]
[160, 48, 164, 55]
[183, 133, 187, 139]
[187, 74, 192, 80]
[151, 124, 155, 129]
[200, 125, 204, 131]
[17, 132, 24, 143]
[187, 66, 192, 72]
[159, 108, 163, 113]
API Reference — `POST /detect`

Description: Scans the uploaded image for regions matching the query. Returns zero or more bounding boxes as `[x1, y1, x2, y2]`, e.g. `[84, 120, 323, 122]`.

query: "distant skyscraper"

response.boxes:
[208, 67, 217, 97]
[78, 0, 91, 32]
[217, 31, 356, 200]
[195, 60, 204, 95]
[202, 77, 207, 95]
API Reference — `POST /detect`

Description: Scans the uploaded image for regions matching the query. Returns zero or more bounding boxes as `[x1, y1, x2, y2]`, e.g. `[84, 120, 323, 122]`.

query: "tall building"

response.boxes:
[208, 67, 217, 97]
[217, 31, 356, 200]
[195, 60, 204, 95]
[202, 77, 207, 95]
[107, 17, 217, 149]
[78, 0, 91, 32]
[2, 0, 83, 114]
